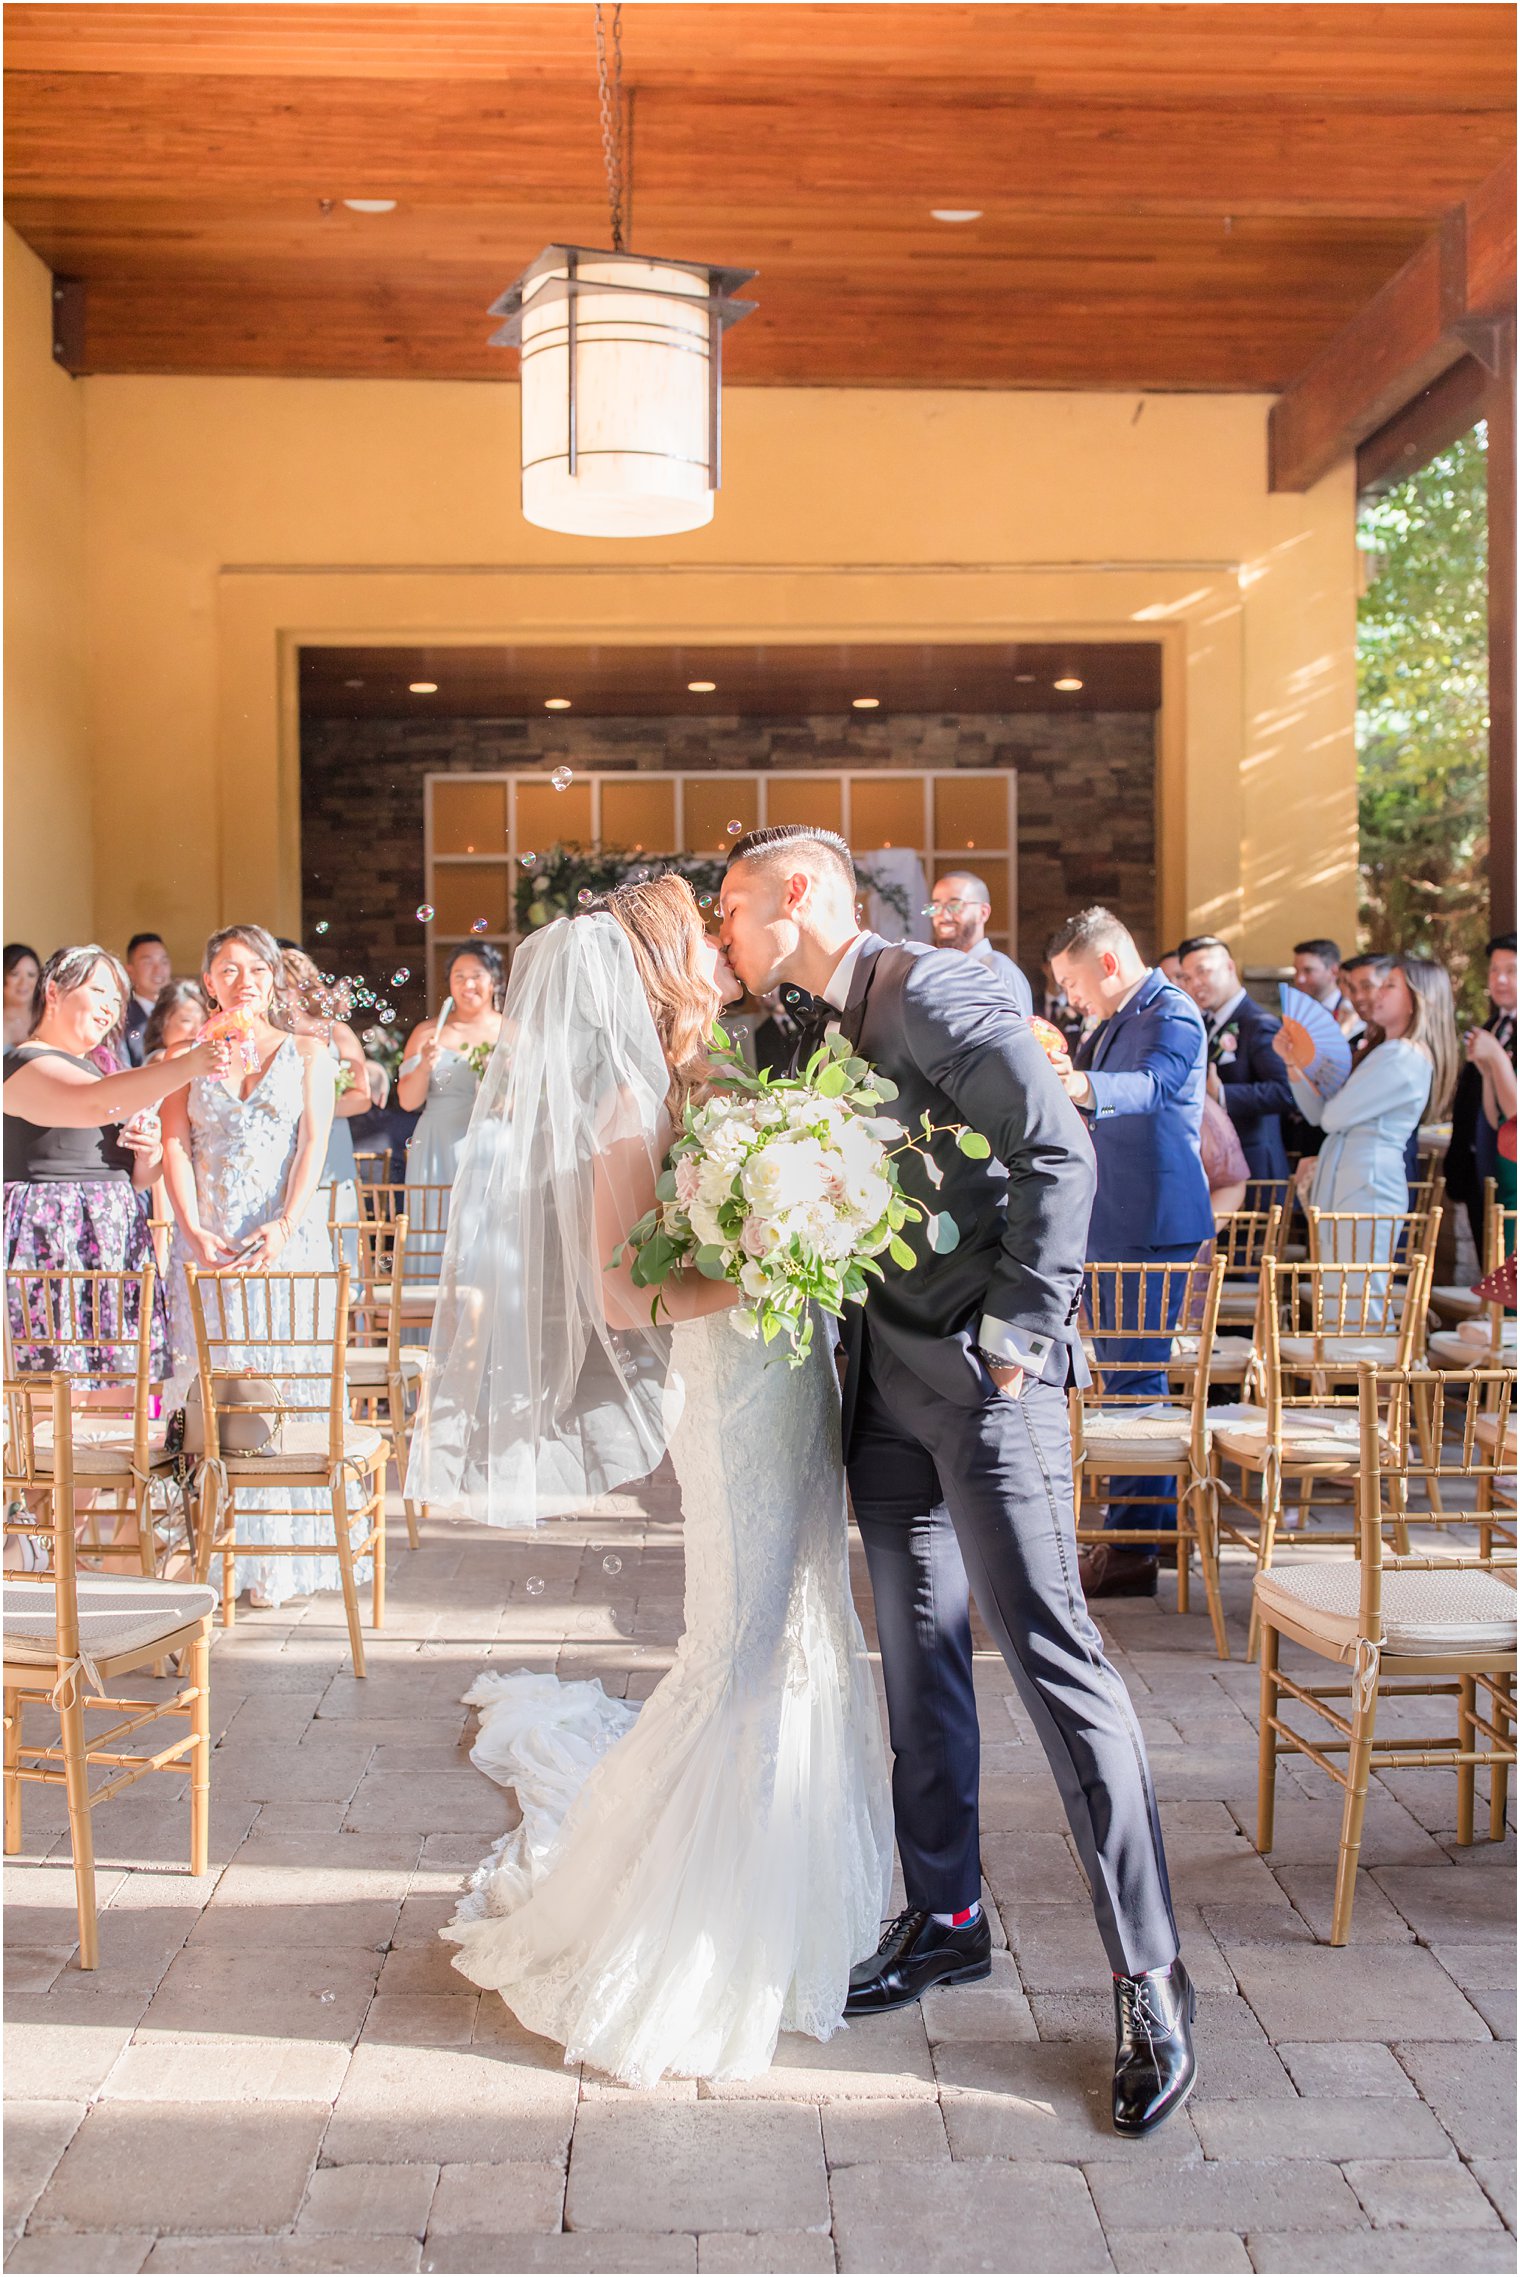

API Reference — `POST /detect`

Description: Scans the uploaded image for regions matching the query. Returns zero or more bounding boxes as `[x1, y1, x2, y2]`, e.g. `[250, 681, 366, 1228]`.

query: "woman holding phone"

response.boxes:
[160, 924, 363, 1610]
[396, 944, 504, 1278]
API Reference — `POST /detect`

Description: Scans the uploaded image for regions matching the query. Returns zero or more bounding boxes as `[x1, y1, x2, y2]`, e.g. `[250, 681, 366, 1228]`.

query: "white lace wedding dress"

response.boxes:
[444, 1311, 894, 2087]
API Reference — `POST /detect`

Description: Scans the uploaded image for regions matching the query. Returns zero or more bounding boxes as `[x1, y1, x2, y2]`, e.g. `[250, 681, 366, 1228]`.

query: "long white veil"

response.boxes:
[405, 914, 679, 1526]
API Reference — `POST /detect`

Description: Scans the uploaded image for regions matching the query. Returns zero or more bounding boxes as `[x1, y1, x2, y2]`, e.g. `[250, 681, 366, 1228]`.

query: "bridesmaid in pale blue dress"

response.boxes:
[396, 944, 503, 1280]
[160, 923, 369, 1610]
[281, 948, 368, 1272]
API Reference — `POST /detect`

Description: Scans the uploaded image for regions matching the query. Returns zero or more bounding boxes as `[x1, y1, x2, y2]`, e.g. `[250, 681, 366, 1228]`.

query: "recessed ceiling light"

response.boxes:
[409, 680, 438, 694]
[344, 678, 365, 689]
[1014, 673, 1036, 684]
[851, 696, 881, 710]
[544, 696, 573, 711]
[1053, 676, 1084, 692]
[687, 680, 717, 693]
[344, 199, 397, 214]
[931, 208, 982, 223]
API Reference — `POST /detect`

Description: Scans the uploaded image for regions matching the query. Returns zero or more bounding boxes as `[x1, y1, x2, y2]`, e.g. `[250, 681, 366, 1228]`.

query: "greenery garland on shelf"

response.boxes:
[514, 843, 914, 936]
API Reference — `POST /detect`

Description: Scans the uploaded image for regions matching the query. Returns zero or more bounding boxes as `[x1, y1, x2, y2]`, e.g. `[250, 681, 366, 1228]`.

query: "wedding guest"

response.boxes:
[1158, 949, 1184, 985]
[3, 944, 41, 1049]
[1446, 931, 1517, 1256]
[925, 873, 1033, 1014]
[1048, 908, 1213, 1597]
[141, 979, 208, 1064]
[1177, 935, 1293, 1180]
[1339, 952, 1391, 1037]
[397, 945, 504, 1277]
[4, 947, 229, 1382]
[122, 933, 173, 1066]
[1275, 954, 1458, 1257]
[159, 923, 358, 1610]
[1292, 937, 1360, 1036]
[281, 949, 368, 1250]
[1199, 1093, 1250, 1220]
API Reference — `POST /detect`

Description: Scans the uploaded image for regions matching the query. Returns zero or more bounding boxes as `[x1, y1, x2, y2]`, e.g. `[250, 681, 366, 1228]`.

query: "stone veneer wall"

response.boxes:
[300, 711, 1156, 1030]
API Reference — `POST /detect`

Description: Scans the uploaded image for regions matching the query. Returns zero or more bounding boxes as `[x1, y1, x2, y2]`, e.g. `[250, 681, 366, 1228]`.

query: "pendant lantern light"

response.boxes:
[489, 6, 756, 538]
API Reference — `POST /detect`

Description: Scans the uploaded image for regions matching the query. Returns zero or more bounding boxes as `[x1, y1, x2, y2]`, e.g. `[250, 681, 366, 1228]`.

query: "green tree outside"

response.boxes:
[1356, 424, 1489, 1014]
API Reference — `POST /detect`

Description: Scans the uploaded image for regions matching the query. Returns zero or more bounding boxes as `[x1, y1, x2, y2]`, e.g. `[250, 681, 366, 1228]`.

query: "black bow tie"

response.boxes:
[779, 984, 831, 1031]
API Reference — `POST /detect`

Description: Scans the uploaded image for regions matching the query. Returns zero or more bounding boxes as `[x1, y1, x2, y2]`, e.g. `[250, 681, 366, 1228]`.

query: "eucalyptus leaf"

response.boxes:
[815, 1064, 849, 1097]
[888, 1234, 917, 1271]
[957, 1129, 992, 1159]
[922, 1154, 944, 1189]
[927, 1211, 961, 1255]
[693, 1245, 729, 1280]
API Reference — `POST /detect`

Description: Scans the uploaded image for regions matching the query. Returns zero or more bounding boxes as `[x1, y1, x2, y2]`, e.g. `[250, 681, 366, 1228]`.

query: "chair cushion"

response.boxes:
[31, 1420, 173, 1479]
[1278, 1335, 1404, 1368]
[345, 1348, 427, 1385]
[1079, 1408, 1194, 1466]
[1171, 1334, 1253, 1381]
[1428, 1325, 1518, 1368]
[1254, 1558, 1517, 1660]
[1216, 1283, 1260, 1324]
[1210, 1403, 1378, 1467]
[4, 1572, 218, 1672]
[1475, 1412, 1519, 1459]
[219, 1420, 384, 1476]
[1429, 1283, 1483, 1322]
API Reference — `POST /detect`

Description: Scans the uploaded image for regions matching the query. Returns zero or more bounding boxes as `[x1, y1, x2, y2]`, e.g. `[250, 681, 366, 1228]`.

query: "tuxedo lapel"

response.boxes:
[838, 934, 888, 1050]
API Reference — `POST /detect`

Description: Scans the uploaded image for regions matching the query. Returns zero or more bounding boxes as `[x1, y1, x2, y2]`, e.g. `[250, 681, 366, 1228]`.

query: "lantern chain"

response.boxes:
[594, 2, 627, 252]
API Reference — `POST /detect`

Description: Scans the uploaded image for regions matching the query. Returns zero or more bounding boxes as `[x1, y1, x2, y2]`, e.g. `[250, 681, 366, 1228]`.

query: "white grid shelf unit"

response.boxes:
[422, 768, 1017, 1004]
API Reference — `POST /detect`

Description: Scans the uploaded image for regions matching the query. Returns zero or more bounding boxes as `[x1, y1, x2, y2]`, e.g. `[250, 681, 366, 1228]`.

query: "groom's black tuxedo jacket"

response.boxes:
[831, 934, 1096, 1439]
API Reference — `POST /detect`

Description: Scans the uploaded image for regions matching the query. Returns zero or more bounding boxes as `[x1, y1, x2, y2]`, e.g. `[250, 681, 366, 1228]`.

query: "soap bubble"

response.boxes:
[316, 1990, 336, 2003]
[551, 766, 573, 792]
[379, 1009, 396, 1024]
[726, 819, 743, 836]
[390, 968, 410, 986]
[525, 1576, 545, 1596]
[519, 853, 537, 869]
[314, 921, 330, 935]
[602, 1554, 622, 1576]
[698, 895, 712, 910]
[470, 918, 490, 935]
[415, 904, 434, 923]
[577, 889, 595, 907]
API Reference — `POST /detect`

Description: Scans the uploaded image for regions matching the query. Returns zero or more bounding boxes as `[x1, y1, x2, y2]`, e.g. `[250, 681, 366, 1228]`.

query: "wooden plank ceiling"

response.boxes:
[5, 3, 1514, 390]
[298, 641, 1164, 721]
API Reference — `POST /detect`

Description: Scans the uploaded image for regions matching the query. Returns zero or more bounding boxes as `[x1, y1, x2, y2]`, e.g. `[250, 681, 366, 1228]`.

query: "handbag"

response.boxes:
[180, 1375, 286, 1458]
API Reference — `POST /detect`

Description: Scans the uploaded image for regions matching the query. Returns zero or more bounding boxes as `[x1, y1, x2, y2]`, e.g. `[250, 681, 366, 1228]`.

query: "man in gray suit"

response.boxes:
[926, 870, 1034, 1015]
[720, 825, 1196, 2139]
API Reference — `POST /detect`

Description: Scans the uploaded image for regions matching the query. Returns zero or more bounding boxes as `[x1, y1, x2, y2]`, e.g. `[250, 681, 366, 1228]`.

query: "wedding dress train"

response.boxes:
[444, 1312, 894, 2087]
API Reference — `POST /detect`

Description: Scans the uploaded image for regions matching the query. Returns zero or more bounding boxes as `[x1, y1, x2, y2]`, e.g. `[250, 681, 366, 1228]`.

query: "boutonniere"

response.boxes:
[1210, 1025, 1240, 1066]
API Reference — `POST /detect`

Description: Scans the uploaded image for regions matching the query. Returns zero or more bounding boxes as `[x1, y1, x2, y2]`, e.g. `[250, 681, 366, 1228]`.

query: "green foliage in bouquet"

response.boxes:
[612, 1029, 991, 1364]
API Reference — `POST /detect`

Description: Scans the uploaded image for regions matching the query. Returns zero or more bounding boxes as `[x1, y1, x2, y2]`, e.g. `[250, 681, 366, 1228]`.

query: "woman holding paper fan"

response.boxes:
[1274, 954, 1458, 1243]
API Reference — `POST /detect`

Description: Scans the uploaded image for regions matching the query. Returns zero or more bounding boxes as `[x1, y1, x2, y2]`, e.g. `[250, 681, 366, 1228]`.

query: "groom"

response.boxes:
[720, 825, 1195, 2138]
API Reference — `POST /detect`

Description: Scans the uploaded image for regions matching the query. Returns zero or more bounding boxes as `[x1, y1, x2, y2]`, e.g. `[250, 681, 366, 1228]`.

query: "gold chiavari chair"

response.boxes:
[343, 1214, 427, 1550]
[353, 1181, 451, 1328]
[1428, 1178, 1497, 1327]
[352, 1144, 391, 1185]
[3, 1374, 215, 1968]
[1297, 1205, 1442, 1505]
[1072, 1256, 1229, 1656]
[1428, 1195, 1517, 1373]
[1255, 1363, 1516, 1943]
[1212, 1257, 1424, 1656]
[4, 1263, 184, 1577]
[1178, 1201, 1283, 1392]
[185, 1266, 386, 1676]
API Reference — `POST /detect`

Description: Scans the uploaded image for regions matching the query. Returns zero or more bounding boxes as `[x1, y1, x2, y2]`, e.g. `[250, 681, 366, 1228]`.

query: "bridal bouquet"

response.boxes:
[614, 1029, 989, 1364]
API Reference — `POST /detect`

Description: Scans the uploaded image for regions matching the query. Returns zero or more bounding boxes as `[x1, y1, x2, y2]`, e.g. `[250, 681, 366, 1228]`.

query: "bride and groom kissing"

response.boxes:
[410, 822, 1196, 2137]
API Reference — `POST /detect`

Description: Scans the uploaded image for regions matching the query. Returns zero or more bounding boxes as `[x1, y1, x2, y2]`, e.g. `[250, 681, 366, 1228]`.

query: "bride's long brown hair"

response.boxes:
[595, 874, 719, 1112]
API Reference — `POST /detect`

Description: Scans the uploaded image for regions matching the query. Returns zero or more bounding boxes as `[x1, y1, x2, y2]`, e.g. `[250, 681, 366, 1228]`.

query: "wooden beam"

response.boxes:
[1270, 156, 1516, 492]
[1356, 354, 1491, 494]
[1488, 323, 1516, 936]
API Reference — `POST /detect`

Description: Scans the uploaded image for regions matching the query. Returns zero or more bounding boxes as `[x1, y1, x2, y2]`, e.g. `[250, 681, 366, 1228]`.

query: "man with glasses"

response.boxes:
[925, 872, 1033, 1016]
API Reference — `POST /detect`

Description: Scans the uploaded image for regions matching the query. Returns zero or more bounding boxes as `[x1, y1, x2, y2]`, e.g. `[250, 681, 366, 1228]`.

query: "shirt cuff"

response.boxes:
[978, 1314, 1056, 1377]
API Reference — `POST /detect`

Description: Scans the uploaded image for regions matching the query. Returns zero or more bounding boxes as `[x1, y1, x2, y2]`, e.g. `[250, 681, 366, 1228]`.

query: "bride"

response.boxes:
[407, 875, 893, 2087]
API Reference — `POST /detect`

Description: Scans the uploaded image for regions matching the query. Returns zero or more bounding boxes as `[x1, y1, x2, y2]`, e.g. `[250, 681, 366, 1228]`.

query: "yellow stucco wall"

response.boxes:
[6, 223, 1360, 973]
[4, 231, 93, 951]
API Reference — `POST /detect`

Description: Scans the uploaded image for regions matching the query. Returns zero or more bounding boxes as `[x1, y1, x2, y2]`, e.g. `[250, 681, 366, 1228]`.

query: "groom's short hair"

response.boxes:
[1047, 905, 1135, 963]
[727, 825, 856, 894]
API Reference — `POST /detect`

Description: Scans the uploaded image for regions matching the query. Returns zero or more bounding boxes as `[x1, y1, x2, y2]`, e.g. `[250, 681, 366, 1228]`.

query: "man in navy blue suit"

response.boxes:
[1049, 907, 1215, 1599]
[1176, 935, 1294, 1182]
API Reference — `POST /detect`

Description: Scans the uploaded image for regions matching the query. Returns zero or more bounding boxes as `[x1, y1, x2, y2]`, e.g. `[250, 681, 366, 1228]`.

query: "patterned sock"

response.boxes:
[930, 1903, 980, 1929]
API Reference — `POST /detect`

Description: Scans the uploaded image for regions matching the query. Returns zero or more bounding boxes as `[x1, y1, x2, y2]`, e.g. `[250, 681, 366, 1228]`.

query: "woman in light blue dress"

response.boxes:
[160, 924, 370, 1609]
[396, 945, 504, 1280]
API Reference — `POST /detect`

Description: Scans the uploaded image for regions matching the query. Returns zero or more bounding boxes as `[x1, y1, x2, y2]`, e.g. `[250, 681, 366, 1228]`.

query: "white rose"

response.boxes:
[687, 1197, 727, 1250]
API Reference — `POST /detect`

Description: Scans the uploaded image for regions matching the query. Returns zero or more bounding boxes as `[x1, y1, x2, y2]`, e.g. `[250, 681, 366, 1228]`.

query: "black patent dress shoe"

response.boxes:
[1112, 1958, 1197, 2136]
[1078, 1543, 1159, 1599]
[844, 1906, 992, 2017]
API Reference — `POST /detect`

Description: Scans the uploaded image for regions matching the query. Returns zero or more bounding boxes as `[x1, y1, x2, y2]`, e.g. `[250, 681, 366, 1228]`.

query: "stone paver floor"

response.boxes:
[4, 1470, 1515, 2276]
